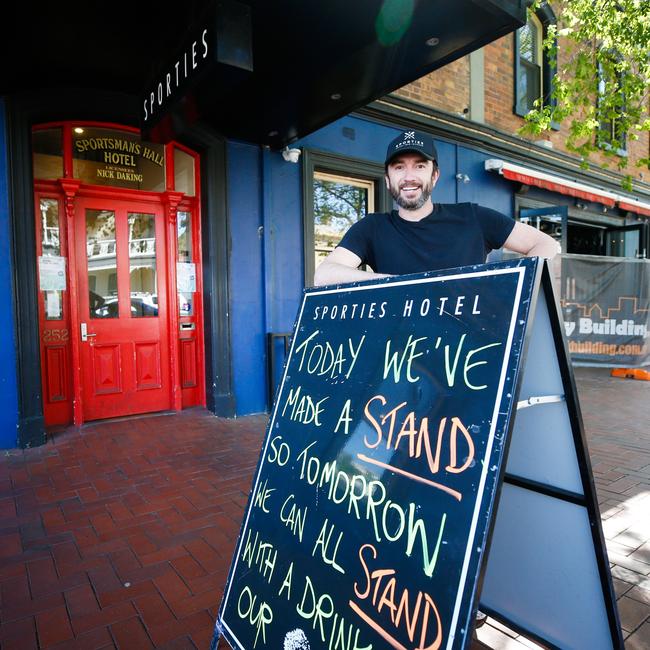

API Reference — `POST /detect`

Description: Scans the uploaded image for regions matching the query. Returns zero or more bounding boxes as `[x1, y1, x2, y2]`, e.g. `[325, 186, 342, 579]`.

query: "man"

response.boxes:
[314, 130, 559, 286]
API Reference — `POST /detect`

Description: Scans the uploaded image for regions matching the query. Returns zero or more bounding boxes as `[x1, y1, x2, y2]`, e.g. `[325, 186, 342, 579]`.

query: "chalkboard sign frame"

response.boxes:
[477, 263, 624, 650]
[214, 258, 623, 650]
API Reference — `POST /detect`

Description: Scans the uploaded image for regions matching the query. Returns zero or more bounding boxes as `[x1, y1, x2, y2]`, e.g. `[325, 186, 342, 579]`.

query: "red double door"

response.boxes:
[75, 197, 171, 420]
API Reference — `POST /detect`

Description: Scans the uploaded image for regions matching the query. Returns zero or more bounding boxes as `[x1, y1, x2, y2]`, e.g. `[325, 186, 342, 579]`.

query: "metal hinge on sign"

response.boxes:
[516, 394, 565, 410]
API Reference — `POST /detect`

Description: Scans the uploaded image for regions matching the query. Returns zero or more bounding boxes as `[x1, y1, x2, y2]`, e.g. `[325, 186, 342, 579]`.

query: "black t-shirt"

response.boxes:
[337, 202, 515, 275]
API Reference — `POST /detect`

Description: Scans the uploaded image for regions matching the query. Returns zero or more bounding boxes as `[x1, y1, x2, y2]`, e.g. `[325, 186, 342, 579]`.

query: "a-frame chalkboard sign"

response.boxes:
[213, 258, 623, 650]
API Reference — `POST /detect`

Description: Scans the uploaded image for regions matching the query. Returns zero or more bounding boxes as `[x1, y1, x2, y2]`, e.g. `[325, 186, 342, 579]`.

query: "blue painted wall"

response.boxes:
[0, 100, 19, 447]
[227, 115, 515, 414]
[227, 141, 267, 415]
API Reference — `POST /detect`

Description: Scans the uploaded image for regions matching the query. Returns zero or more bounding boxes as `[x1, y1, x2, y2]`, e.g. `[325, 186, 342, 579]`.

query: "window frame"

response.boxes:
[513, 4, 558, 128]
[596, 59, 628, 157]
[302, 149, 391, 287]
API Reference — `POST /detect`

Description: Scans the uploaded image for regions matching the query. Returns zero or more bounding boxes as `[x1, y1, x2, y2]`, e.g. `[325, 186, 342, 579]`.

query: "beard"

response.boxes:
[389, 175, 434, 210]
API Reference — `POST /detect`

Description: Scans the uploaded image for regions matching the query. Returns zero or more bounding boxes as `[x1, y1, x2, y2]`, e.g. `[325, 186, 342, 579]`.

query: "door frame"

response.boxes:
[74, 193, 172, 422]
[64, 182, 186, 425]
[10, 103, 229, 446]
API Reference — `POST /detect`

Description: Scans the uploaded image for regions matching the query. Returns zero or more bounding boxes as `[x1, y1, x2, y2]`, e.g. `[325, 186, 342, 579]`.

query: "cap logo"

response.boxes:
[395, 135, 424, 149]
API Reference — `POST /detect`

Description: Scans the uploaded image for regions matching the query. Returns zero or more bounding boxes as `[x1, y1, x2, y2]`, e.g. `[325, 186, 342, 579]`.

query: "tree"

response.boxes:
[522, 0, 650, 188]
[314, 180, 367, 232]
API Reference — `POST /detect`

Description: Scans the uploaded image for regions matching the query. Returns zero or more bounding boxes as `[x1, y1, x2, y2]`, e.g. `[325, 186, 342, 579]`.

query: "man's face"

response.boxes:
[385, 153, 438, 210]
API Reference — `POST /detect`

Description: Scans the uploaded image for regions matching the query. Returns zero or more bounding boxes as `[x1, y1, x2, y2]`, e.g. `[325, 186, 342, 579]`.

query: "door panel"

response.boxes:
[605, 224, 645, 258]
[92, 344, 122, 394]
[134, 341, 162, 390]
[76, 197, 170, 420]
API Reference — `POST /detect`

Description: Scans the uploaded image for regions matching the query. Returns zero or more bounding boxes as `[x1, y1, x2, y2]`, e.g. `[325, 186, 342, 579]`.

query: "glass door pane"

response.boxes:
[605, 225, 643, 258]
[40, 198, 64, 320]
[128, 213, 158, 317]
[86, 210, 118, 318]
[177, 211, 194, 316]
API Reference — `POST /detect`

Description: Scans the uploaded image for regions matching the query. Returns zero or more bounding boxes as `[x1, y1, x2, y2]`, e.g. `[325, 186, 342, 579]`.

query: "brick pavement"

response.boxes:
[0, 366, 648, 649]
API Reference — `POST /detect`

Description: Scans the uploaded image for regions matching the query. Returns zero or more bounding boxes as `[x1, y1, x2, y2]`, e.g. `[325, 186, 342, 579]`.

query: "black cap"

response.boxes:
[385, 130, 438, 167]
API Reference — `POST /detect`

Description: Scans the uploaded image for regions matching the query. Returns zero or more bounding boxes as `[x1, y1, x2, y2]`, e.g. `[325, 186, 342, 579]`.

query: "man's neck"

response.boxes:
[397, 199, 434, 222]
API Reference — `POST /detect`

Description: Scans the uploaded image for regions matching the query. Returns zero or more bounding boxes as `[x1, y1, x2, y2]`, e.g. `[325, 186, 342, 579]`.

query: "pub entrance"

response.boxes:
[33, 122, 205, 427]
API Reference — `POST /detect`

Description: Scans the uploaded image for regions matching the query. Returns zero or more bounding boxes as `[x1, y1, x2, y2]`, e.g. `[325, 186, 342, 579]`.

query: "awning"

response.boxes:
[485, 159, 650, 217]
[2, 2, 526, 149]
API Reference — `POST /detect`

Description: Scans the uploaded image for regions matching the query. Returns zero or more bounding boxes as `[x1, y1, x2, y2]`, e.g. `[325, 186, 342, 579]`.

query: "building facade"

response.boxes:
[1, 2, 648, 448]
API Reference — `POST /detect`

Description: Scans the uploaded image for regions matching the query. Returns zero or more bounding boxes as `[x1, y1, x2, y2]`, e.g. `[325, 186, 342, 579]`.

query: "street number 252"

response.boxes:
[43, 329, 69, 342]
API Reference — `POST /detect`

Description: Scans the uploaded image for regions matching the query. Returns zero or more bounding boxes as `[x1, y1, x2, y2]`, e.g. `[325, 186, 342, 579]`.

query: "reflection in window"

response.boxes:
[86, 210, 117, 319]
[313, 171, 374, 271]
[129, 213, 158, 318]
[516, 17, 542, 115]
[41, 199, 61, 256]
[177, 211, 194, 316]
[514, 8, 557, 119]
[40, 198, 63, 320]
[177, 212, 193, 262]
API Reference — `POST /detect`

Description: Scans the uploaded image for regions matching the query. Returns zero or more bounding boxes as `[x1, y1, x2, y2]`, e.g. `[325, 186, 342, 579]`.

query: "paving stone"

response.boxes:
[624, 621, 650, 650]
[35, 605, 74, 647]
[613, 577, 635, 598]
[627, 585, 650, 607]
[618, 594, 650, 632]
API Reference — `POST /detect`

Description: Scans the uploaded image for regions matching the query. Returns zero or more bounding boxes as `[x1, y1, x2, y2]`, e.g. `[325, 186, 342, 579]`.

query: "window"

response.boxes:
[72, 126, 165, 191]
[302, 150, 390, 286]
[597, 58, 627, 156]
[514, 6, 557, 120]
[313, 171, 374, 269]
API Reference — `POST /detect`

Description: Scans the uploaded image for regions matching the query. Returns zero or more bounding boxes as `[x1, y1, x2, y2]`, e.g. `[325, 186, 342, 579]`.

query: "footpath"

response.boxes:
[0, 367, 647, 649]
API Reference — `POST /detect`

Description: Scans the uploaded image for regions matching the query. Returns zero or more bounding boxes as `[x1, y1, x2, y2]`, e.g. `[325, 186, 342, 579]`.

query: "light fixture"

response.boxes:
[425, 37, 439, 47]
[74, 127, 84, 134]
[282, 147, 301, 163]
[330, 93, 342, 101]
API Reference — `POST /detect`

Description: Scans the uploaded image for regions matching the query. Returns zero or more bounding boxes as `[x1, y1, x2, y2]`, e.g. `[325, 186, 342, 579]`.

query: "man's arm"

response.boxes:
[503, 221, 561, 259]
[313, 246, 392, 286]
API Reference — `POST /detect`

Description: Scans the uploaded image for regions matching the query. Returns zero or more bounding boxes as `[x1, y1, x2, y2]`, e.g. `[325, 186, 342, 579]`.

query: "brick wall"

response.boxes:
[394, 57, 469, 117]
[392, 33, 649, 185]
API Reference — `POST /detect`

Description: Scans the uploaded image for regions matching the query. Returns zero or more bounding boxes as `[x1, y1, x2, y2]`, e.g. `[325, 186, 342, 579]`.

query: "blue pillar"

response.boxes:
[0, 100, 19, 447]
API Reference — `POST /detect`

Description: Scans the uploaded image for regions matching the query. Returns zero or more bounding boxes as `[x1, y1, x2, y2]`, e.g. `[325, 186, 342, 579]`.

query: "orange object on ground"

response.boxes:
[611, 368, 650, 381]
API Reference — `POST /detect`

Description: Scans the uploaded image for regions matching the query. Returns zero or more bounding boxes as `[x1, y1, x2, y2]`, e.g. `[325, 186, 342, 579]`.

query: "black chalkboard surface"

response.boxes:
[216, 258, 542, 650]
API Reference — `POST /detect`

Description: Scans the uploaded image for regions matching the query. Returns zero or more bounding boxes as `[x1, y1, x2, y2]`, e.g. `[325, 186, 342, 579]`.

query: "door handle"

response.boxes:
[80, 322, 97, 342]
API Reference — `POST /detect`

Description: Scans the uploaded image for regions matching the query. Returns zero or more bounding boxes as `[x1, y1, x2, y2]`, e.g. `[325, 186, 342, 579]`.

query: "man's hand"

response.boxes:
[313, 247, 392, 286]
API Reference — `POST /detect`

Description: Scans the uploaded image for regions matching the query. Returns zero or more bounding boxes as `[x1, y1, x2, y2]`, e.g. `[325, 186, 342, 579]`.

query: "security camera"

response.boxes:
[282, 147, 301, 163]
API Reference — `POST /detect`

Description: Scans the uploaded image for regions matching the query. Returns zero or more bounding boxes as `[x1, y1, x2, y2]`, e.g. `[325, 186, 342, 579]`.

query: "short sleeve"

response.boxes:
[473, 204, 515, 250]
[337, 216, 374, 263]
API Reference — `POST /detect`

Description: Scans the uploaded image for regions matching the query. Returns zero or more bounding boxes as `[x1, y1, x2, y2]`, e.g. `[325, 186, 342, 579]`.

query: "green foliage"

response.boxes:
[314, 180, 367, 231]
[521, 0, 650, 176]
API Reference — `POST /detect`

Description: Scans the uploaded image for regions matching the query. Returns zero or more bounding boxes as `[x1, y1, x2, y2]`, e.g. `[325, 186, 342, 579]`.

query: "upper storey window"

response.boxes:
[514, 6, 557, 120]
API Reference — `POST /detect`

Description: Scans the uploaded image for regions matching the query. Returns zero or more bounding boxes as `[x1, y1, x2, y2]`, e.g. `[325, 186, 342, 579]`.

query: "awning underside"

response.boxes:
[485, 159, 650, 218]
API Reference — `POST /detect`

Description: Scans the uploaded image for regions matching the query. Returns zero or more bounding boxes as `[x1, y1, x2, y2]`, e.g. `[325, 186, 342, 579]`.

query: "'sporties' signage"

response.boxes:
[217, 259, 539, 650]
[140, 0, 253, 130]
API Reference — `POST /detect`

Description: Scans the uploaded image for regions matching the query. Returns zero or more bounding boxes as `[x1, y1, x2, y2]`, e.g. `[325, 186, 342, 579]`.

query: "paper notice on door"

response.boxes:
[39, 256, 67, 291]
[46, 291, 61, 319]
[177, 262, 196, 293]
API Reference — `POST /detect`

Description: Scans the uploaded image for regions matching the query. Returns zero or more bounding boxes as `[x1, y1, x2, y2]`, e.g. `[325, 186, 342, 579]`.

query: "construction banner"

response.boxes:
[560, 254, 650, 367]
